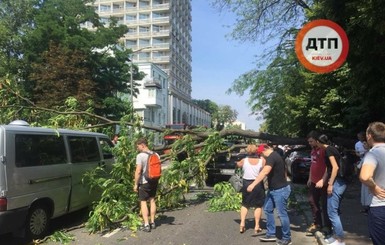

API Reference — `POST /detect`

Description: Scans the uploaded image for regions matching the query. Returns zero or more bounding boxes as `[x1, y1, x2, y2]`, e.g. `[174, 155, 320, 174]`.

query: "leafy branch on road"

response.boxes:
[208, 182, 242, 212]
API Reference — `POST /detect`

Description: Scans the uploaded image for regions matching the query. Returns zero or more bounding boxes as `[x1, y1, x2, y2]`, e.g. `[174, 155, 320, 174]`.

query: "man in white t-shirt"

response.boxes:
[134, 138, 159, 232]
[355, 131, 367, 161]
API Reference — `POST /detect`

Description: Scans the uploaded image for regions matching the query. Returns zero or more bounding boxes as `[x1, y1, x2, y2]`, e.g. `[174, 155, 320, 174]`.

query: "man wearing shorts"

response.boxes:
[134, 138, 159, 232]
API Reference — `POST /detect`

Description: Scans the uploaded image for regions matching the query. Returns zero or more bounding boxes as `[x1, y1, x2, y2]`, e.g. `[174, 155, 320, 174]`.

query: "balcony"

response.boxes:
[112, 6, 124, 13]
[152, 3, 170, 10]
[152, 43, 169, 49]
[143, 90, 163, 108]
[152, 55, 170, 62]
[144, 80, 162, 89]
[152, 29, 170, 37]
[152, 16, 169, 23]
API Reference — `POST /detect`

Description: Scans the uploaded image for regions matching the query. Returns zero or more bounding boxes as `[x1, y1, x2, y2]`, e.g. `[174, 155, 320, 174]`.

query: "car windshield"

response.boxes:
[293, 151, 310, 158]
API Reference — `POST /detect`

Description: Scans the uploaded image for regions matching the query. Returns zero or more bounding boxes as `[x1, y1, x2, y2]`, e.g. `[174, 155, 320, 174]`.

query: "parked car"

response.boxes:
[206, 143, 246, 184]
[0, 120, 115, 239]
[285, 150, 311, 183]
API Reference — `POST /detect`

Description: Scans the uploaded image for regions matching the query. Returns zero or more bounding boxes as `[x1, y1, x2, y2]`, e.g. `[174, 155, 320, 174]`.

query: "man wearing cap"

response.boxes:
[248, 144, 292, 245]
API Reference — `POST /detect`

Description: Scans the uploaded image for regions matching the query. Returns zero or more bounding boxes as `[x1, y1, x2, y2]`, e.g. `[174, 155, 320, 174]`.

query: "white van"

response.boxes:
[0, 120, 115, 239]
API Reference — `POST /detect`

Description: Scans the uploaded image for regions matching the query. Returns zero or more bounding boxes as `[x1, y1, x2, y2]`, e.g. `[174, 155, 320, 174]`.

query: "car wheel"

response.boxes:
[26, 204, 50, 239]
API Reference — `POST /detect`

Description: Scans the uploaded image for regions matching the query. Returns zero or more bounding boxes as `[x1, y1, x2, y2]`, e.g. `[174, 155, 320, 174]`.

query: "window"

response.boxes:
[125, 2, 136, 8]
[139, 26, 150, 33]
[148, 88, 155, 97]
[15, 134, 67, 167]
[69, 136, 100, 163]
[125, 14, 136, 21]
[100, 5, 111, 12]
[139, 38, 150, 45]
[125, 39, 137, 48]
[139, 1, 150, 8]
[139, 52, 150, 59]
[100, 138, 114, 160]
[153, 12, 168, 19]
[127, 27, 137, 33]
[139, 13, 150, 20]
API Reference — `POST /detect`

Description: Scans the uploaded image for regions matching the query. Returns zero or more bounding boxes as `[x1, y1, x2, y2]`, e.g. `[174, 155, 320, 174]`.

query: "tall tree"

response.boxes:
[0, 0, 35, 78]
[30, 43, 95, 109]
[212, 105, 238, 131]
[0, 0, 141, 120]
[192, 99, 238, 130]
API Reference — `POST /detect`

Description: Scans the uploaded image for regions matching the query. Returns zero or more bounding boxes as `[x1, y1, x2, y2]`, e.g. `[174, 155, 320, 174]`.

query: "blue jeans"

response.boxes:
[368, 206, 385, 245]
[264, 185, 291, 240]
[327, 177, 346, 239]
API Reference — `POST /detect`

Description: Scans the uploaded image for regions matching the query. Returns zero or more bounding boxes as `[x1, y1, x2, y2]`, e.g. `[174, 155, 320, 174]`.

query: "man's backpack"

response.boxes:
[143, 152, 161, 182]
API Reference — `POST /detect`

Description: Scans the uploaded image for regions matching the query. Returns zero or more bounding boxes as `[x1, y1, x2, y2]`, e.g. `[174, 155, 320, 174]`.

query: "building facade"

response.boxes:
[89, 0, 211, 128]
[135, 63, 168, 127]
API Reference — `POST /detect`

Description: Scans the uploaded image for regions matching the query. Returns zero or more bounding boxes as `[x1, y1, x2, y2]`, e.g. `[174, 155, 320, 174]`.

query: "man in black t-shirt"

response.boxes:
[247, 144, 292, 245]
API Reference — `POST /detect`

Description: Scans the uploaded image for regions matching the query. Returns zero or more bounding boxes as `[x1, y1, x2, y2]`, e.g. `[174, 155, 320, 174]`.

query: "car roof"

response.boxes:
[0, 122, 107, 137]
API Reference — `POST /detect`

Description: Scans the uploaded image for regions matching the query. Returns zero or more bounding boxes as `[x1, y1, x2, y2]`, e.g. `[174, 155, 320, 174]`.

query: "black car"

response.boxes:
[206, 144, 246, 184]
[285, 150, 311, 183]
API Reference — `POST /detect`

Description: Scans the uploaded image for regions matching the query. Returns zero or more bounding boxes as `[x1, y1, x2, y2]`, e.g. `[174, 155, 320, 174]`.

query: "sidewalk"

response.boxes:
[300, 179, 372, 245]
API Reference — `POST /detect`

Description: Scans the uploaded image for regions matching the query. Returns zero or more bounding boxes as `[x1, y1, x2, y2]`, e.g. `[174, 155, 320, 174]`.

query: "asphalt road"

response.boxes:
[1, 183, 317, 245]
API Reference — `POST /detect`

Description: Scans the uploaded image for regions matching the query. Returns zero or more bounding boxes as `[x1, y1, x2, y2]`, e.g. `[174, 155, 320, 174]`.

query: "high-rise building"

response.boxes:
[89, 0, 211, 127]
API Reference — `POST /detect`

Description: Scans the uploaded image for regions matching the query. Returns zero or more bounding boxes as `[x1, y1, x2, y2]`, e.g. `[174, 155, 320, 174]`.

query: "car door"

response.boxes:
[67, 135, 101, 212]
[8, 133, 71, 216]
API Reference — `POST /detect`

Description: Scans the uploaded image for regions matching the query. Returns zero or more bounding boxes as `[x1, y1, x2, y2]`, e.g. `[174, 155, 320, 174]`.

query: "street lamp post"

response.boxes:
[128, 46, 152, 116]
[129, 56, 134, 115]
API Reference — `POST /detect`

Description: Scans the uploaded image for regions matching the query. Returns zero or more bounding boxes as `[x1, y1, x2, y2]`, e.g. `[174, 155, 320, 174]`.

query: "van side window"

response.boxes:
[100, 138, 114, 159]
[15, 134, 67, 167]
[69, 136, 100, 163]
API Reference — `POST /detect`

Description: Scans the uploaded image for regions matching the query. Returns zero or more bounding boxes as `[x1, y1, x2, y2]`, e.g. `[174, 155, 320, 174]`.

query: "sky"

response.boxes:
[190, 1, 262, 131]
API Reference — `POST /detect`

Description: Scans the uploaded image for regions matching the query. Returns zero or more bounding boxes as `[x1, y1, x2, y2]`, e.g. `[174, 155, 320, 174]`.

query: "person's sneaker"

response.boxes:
[141, 224, 151, 232]
[306, 223, 320, 236]
[150, 222, 156, 230]
[276, 239, 292, 245]
[260, 235, 277, 242]
[324, 236, 336, 244]
[329, 240, 345, 245]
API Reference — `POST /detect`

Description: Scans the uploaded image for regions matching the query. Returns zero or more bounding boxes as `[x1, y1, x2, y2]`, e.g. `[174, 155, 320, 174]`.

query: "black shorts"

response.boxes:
[138, 181, 159, 201]
[242, 179, 265, 208]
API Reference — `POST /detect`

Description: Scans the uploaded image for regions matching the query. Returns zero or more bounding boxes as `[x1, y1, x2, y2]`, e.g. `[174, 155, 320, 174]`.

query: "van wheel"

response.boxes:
[26, 205, 50, 239]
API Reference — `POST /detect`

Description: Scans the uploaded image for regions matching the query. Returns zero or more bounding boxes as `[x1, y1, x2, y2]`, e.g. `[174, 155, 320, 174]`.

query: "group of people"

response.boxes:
[306, 131, 347, 245]
[236, 122, 385, 245]
[236, 143, 292, 245]
[130, 122, 385, 245]
[236, 136, 345, 245]
[305, 123, 385, 245]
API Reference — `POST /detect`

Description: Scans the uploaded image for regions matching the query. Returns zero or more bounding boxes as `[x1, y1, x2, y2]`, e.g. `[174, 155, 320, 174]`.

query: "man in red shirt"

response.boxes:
[306, 131, 331, 236]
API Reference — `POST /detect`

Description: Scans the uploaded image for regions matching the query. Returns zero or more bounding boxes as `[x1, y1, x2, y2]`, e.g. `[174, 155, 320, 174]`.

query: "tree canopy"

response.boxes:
[193, 99, 238, 130]
[0, 0, 142, 120]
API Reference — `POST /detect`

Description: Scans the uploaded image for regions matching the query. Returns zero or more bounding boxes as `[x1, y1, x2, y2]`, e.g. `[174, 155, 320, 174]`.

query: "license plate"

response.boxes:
[220, 169, 235, 175]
